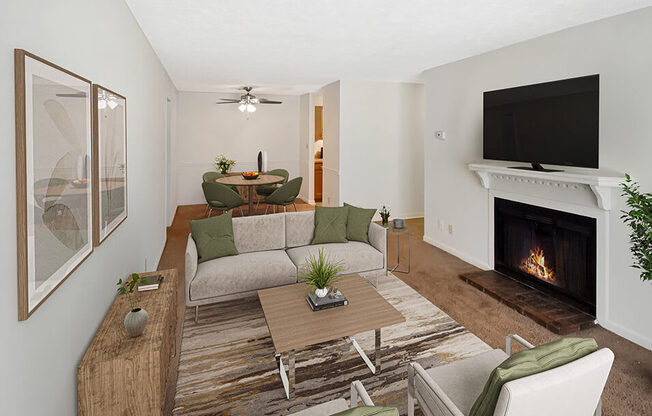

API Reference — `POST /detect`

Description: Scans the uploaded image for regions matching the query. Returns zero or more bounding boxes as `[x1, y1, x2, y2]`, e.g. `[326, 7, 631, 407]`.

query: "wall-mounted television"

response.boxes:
[483, 75, 599, 171]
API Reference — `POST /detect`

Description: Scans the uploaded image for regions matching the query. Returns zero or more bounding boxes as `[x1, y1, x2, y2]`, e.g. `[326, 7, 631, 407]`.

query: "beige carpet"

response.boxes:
[173, 274, 490, 415]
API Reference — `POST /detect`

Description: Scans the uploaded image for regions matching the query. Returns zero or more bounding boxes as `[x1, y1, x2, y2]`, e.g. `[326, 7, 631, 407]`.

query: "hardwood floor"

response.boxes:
[158, 207, 651, 416]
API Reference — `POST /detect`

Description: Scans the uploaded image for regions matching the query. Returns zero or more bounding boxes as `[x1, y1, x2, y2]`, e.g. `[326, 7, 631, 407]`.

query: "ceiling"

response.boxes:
[125, 0, 652, 94]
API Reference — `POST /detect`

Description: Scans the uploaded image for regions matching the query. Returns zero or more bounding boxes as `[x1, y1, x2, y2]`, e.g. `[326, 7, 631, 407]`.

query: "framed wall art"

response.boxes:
[92, 85, 127, 246]
[15, 49, 94, 320]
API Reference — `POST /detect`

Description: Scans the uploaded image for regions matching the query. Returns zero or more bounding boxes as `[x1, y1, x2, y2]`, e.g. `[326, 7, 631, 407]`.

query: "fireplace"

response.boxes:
[494, 198, 597, 316]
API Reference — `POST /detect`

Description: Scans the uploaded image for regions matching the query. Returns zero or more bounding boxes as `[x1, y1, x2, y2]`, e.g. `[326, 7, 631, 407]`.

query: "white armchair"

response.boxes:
[407, 334, 614, 416]
[288, 380, 375, 416]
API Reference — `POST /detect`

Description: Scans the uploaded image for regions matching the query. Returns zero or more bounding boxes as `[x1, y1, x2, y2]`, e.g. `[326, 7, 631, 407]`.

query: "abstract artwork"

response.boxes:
[92, 85, 127, 245]
[15, 49, 93, 320]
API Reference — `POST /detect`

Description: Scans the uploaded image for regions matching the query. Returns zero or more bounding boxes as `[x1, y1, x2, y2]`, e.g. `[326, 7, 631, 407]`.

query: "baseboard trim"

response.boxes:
[599, 318, 652, 350]
[422, 235, 491, 270]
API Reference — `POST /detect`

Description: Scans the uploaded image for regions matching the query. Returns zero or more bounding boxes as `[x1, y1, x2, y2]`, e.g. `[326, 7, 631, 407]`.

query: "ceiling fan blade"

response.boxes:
[216, 99, 240, 104]
[259, 99, 282, 104]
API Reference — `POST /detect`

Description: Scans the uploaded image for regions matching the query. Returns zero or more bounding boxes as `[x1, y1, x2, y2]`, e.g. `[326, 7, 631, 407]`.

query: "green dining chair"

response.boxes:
[203, 171, 239, 193]
[202, 182, 245, 217]
[264, 177, 303, 214]
[255, 168, 289, 211]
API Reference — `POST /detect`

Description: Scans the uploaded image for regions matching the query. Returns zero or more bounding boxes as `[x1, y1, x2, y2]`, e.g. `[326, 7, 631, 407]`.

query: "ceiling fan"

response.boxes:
[217, 86, 282, 113]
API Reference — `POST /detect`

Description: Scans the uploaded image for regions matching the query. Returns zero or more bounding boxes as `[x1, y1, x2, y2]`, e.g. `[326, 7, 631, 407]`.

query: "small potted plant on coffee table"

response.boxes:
[299, 249, 344, 298]
[117, 273, 149, 337]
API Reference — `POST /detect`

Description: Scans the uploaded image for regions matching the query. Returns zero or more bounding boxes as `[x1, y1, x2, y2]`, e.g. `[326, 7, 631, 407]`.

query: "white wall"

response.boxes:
[0, 0, 177, 414]
[320, 81, 341, 206]
[421, 7, 652, 349]
[339, 80, 424, 218]
[176, 92, 300, 204]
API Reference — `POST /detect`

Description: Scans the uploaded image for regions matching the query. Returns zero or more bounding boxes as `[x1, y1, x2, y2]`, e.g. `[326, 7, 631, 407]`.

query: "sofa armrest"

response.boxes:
[350, 380, 374, 407]
[368, 222, 387, 274]
[185, 234, 198, 306]
[408, 362, 465, 416]
[505, 334, 535, 355]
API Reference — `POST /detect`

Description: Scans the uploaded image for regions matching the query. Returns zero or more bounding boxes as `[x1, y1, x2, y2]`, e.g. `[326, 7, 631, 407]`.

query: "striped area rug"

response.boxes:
[173, 274, 491, 415]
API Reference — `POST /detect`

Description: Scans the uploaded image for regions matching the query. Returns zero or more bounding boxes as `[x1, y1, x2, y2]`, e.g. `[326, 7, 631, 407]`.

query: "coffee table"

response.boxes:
[258, 274, 405, 399]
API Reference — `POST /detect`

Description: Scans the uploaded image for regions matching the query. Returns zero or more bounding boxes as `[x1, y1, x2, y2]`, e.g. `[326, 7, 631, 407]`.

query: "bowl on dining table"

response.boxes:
[241, 171, 260, 180]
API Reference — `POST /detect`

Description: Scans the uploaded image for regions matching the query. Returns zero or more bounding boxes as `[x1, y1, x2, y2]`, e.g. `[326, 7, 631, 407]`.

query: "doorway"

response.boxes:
[314, 105, 323, 203]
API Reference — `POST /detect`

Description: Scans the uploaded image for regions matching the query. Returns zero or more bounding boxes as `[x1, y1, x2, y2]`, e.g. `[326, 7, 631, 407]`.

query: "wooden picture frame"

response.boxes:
[15, 49, 94, 320]
[92, 85, 127, 246]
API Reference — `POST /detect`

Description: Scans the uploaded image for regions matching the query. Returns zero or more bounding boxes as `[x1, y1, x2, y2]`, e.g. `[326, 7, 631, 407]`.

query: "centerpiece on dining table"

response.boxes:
[241, 171, 260, 180]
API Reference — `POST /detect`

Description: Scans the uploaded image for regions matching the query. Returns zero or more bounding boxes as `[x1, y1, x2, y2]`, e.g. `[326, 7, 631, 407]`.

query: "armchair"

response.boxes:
[289, 380, 397, 416]
[407, 334, 614, 416]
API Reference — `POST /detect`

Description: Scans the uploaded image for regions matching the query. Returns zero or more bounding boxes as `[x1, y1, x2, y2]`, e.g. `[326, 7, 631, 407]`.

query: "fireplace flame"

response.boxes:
[520, 247, 556, 281]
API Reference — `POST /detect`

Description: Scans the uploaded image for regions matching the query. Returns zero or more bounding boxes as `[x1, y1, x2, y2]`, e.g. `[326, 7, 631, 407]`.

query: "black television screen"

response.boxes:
[483, 75, 599, 169]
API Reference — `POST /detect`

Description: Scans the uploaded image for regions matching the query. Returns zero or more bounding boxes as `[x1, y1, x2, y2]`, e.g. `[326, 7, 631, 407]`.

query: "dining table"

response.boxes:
[215, 174, 284, 216]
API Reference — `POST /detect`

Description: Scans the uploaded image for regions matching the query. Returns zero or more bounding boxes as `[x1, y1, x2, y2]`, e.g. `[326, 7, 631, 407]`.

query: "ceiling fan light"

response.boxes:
[238, 104, 246, 112]
[247, 104, 256, 113]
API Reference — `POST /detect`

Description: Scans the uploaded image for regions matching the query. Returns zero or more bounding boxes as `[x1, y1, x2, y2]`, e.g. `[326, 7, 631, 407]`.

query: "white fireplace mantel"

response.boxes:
[468, 161, 624, 210]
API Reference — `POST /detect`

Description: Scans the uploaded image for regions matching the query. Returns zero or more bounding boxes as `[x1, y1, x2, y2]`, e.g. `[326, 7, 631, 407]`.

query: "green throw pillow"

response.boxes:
[331, 406, 399, 416]
[311, 206, 349, 244]
[344, 203, 376, 244]
[189, 210, 238, 263]
[469, 337, 598, 416]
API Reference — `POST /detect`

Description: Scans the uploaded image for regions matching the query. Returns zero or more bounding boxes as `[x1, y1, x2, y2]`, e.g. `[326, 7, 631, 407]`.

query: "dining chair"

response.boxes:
[201, 182, 245, 217]
[255, 168, 289, 212]
[264, 177, 302, 214]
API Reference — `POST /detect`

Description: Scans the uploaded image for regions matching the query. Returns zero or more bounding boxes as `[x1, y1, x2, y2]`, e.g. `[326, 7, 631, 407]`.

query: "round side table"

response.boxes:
[387, 225, 410, 274]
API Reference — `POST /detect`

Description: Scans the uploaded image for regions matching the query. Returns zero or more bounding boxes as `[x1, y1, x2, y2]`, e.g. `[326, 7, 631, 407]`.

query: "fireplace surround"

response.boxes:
[494, 198, 596, 315]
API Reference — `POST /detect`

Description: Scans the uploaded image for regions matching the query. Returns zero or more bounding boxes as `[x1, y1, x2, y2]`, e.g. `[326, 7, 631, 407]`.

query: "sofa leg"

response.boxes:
[194, 306, 199, 324]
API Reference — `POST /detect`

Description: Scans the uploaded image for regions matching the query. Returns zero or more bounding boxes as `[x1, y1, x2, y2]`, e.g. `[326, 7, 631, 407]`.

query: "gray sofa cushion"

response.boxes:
[287, 242, 384, 275]
[419, 349, 508, 416]
[233, 213, 286, 254]
[286, 211, 315, 248]
[190, 250, 297, 301]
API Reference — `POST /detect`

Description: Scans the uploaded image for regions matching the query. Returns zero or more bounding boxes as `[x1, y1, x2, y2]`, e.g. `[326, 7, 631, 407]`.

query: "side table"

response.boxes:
[387, 225, 410, 274]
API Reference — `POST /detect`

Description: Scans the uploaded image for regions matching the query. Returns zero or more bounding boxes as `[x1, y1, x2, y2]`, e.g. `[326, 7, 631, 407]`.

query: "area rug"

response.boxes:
[173, 274, 491, 415]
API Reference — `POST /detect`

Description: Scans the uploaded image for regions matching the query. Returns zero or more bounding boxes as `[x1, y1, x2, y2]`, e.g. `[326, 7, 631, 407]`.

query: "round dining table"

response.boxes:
[215, 174, 284, 216]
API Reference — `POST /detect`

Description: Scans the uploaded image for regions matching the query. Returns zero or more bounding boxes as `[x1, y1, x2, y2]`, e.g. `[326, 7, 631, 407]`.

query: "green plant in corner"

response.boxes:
[117, 273, 148, 310]
[299, 249, 344, 294]
[621, 174, 652, 281]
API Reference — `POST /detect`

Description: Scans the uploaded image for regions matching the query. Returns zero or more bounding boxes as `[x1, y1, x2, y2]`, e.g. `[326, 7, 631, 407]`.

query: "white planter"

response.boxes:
[124, 307, 148, 337]
[314, 288, 329, 298]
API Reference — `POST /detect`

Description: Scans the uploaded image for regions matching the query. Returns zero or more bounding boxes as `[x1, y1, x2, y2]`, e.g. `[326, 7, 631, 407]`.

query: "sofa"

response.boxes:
[185, 210, 387, 320]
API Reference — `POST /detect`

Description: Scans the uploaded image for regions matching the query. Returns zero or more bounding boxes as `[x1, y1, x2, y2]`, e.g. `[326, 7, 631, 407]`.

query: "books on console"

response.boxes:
[137, 274, 164, 292]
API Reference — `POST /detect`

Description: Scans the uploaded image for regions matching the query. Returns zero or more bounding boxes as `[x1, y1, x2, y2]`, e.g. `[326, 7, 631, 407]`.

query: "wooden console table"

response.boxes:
[78, 269, 183, 415]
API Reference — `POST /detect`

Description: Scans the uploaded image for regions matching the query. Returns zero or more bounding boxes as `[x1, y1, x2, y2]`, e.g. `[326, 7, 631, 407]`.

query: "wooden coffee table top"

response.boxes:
[258, 274, 405, 353]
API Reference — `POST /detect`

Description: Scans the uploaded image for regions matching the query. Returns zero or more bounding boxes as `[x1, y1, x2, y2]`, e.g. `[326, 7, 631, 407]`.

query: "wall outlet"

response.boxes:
[435, 130, 446, 140]
[448, 224, 454, 235]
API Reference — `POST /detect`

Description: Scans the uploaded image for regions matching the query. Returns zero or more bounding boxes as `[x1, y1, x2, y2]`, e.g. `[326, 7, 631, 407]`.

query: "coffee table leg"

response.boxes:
[276, 351, 295, 400]
[349, 335, 377, 375]
[375, 328, 381, 372]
